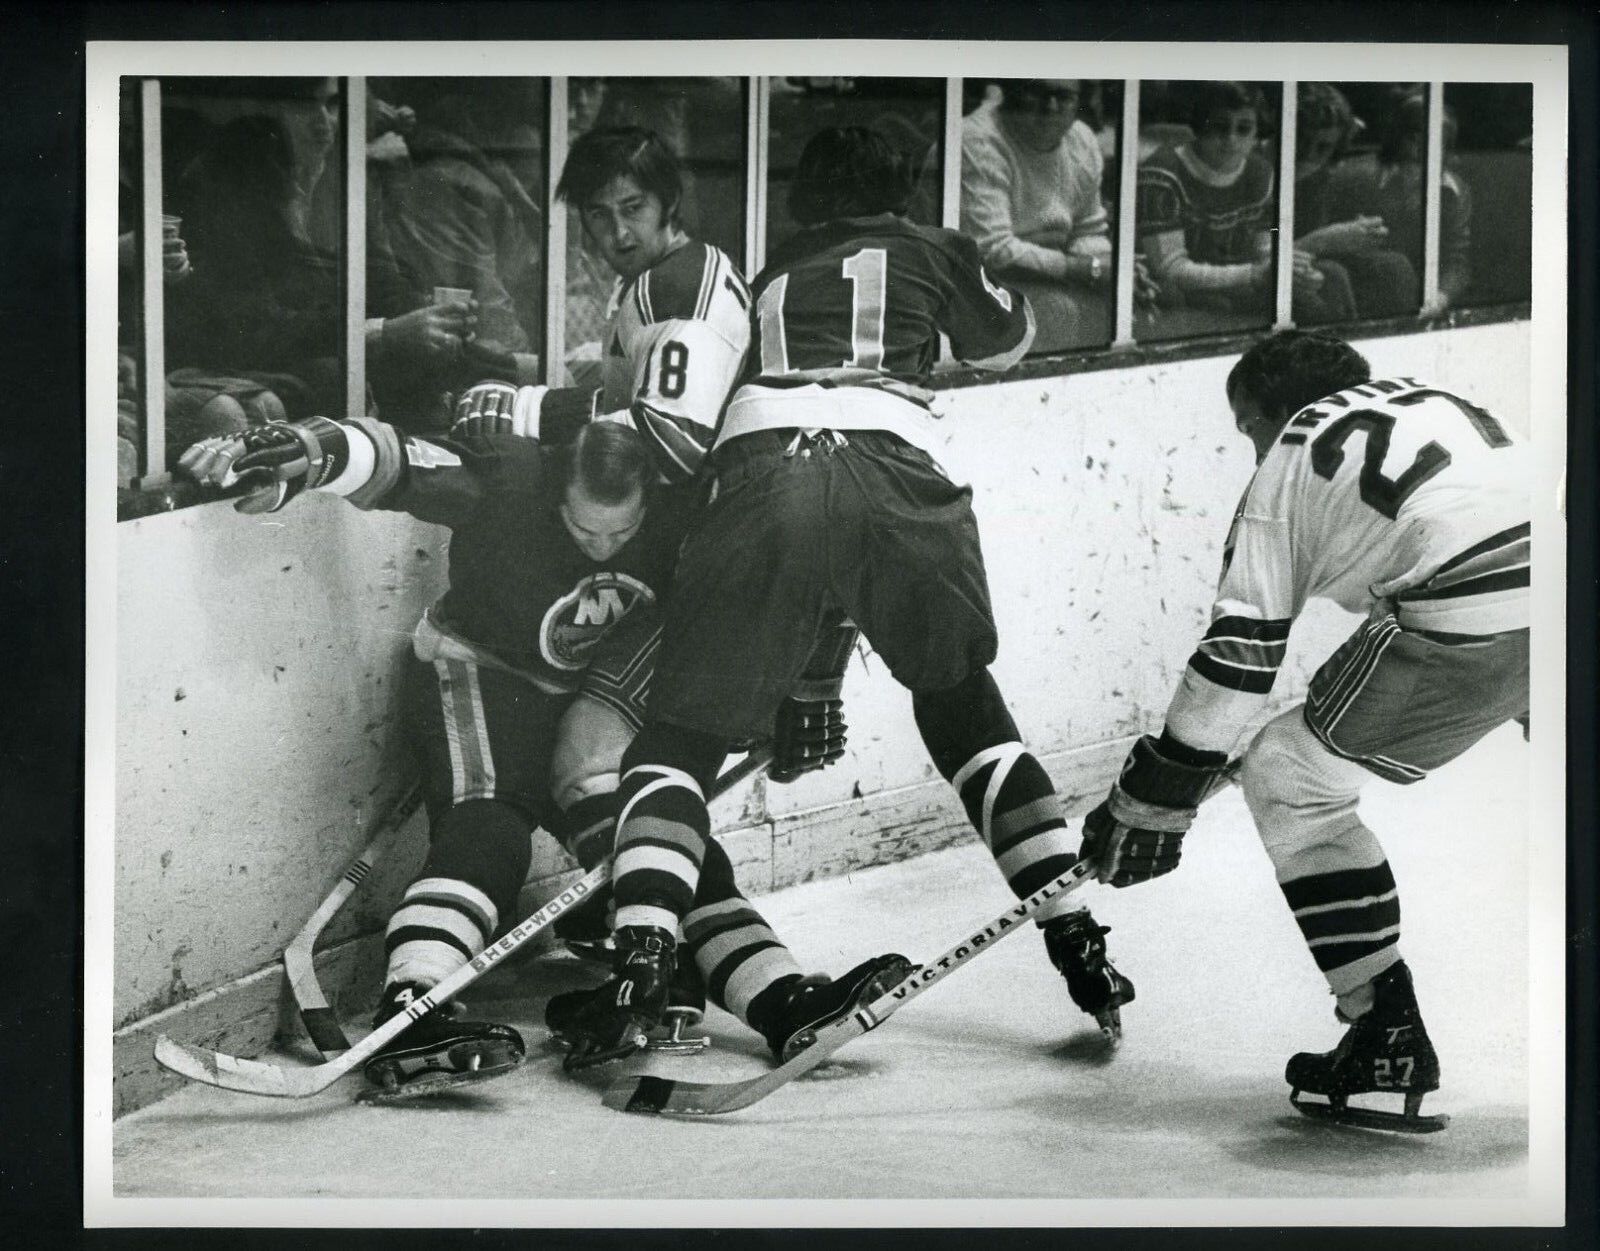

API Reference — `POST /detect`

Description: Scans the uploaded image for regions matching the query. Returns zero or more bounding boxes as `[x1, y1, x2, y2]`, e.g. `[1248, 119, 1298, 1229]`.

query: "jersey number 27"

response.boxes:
[1310, 388, 1513, 520]
[757, 248, 888, 374]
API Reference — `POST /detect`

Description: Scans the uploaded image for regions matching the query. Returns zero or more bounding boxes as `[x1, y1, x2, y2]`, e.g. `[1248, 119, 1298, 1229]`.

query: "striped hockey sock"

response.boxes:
[383, 876, 498, 989]
[683, 837, 803, 1028]
[612, 763, 710, 934]
[1280, 859, 1403, 997]
[552, 791, 617, 872]
[951, 743, 1082, 923]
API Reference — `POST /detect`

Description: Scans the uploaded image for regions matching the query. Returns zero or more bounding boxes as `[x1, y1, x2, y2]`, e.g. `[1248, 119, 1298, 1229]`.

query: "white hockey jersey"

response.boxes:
[1165, 375, 1531, 756]
[598, 240, 752, 481]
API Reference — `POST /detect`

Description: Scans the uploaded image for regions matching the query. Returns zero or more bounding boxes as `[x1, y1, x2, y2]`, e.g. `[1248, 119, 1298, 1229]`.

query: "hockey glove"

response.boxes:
[1079, 734, 1232, 888]
[770, 679, 847, 783]
[177, 416, 353, 514]
[769, 621, 858, 784]
[451, 381, 600, 444]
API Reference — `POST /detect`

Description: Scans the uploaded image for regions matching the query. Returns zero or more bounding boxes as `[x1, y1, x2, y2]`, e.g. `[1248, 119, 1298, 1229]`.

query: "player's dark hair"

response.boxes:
[557, 126, 683, 225]
[1187, 81, 1266, 135]
[1226, 330, 1373, 422]
[788, 126, 915, 225]
[557, 421, 653, 505]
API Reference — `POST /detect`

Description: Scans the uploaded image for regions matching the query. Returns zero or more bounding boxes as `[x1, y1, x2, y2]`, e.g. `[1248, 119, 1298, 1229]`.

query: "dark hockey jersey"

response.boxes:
[747, 213, 1033, 392]
[722, 213, 1034, 455]
[344, 418, 696, 693]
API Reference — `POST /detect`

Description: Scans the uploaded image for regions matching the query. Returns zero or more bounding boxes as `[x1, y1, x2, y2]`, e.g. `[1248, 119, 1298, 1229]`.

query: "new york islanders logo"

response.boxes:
[539, 572, 654, 671]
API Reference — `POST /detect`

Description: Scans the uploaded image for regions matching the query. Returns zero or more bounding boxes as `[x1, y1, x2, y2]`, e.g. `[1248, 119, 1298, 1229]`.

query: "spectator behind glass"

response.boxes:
[1136, 82, 1278, 329]
[374, 78, 546, 405]
[960, 79, 1112, 351]
[1294, 83, 1419, 321]
[1326, 87, 1471, 316]
[167, 77, 465, 426]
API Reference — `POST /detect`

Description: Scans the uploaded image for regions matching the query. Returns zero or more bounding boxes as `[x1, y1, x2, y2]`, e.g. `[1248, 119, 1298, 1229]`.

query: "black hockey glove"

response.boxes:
[770, 679, 847, 784]
[177, 416, 352, 514]
[769, 620, 859, 784]
[1079, 734, 1232, 888]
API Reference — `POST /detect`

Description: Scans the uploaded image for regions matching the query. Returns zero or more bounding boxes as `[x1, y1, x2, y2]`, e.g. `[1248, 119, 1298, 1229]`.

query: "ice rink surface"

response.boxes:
[110, 724, 1536, 1211]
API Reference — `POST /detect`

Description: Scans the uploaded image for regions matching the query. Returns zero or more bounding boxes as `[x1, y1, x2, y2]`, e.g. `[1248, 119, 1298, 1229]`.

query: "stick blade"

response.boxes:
[153, 1034, 337, 1099]
[601, 1070, 773, 1117]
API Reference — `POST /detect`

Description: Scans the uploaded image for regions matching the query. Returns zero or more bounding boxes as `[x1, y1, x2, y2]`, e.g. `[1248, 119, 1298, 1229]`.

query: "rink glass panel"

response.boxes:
[115, 77, 142, 491]
[1132, 80, 1282, 344]
[1443, 83, 1533, 310]
[958, 79, 1123, 354]
[1293, 82, 1426, 325]
[564, 76, 745, 386]
[365, 77, 549, 430]
[157, 76, 349, 445]
[764, 77, 945, 258]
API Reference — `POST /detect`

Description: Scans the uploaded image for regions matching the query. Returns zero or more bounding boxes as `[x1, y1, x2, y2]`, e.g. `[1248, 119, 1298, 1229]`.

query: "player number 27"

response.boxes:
[757, 248, 889, 374]
[1310, 391, 1511, 520]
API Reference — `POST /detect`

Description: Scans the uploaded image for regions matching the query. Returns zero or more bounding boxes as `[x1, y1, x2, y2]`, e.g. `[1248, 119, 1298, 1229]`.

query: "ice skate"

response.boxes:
[1287, 960, 1448, 1133]
[359, 982, 525, 1103]
[759, 953, 916, 1063]
[552, 925, 677, 1072]
[547, 945, 709, 1055]
[1041, 909, 1135, 1042]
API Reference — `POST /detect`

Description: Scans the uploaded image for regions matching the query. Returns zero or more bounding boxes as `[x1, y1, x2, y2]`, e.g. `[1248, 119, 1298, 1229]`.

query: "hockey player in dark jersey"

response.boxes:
[175, 128, 901, 1098]
[1078, 330, 1530, 1131]
[556, 127, 1135, 1073]
[177, 413, 907, 1097]
[447, 125, 907, 1064]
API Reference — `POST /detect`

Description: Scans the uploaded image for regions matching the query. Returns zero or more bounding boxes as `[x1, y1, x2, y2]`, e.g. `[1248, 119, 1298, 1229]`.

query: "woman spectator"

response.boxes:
[1135, 81, 1284, 329]
[961, 78, 1113, 351]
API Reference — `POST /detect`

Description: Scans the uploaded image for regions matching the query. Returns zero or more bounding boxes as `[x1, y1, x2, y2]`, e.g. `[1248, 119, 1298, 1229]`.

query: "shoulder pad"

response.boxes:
[634, 241, 722, 325]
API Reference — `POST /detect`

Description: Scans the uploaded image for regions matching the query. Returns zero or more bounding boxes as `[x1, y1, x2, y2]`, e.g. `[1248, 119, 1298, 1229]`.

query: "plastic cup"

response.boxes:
[432, 286, 473, 308]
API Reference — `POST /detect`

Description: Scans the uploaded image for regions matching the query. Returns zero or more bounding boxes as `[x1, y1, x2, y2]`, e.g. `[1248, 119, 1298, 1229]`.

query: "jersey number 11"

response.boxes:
[757, 248, 888, 375]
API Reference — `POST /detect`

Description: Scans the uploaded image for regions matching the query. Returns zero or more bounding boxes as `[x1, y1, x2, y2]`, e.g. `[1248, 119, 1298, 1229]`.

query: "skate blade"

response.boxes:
[645, 1036, 710, 1055]
[357, 1057, 522, 1104]
[648, 1009, 710, 1053]
[1289, 1089, 1450, 1134]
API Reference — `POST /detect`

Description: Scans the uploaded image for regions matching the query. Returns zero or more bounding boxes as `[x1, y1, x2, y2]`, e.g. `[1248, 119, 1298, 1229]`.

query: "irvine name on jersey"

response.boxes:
[723, 214, 1035, 457]
[1166, 377, 1530, 756]
[601, 240, 751, 480]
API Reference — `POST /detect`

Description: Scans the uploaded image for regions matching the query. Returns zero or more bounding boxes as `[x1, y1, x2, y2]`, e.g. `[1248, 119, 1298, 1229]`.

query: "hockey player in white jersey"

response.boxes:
[454, 124, 750, 483]
[1080, 329, 1529, 1132]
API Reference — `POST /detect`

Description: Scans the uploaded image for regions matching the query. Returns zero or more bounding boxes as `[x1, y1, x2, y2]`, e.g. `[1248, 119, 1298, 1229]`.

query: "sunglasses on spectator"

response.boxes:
[1014, 86, 1080, 106]
[1201, 117, 1258, 138]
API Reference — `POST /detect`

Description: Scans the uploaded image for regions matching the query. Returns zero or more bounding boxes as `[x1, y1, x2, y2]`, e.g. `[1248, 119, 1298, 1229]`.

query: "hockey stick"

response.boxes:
[155, 864, 611, 1097]
[284, 783, 425, 1056]
[154, 745, 774, 1098]
[603, 856, 1098, 1117]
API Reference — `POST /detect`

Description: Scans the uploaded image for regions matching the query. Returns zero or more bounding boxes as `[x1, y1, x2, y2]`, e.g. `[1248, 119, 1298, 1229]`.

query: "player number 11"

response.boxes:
[757, 248, 889, 374]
